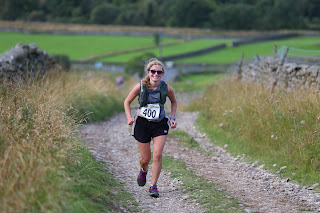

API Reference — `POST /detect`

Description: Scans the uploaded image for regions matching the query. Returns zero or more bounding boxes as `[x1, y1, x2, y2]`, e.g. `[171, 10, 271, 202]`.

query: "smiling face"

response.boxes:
[147, 64, 164, 83]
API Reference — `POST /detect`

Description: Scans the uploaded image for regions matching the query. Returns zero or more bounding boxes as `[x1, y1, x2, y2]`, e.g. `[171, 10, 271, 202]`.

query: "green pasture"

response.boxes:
[99, 36, 320, 64]
[0, 31, 319, 64]
[0, 31, 177, 60]
[176, 36, 320, 64]
[99, 38, 233, 62]
[171, 72, 229, 92]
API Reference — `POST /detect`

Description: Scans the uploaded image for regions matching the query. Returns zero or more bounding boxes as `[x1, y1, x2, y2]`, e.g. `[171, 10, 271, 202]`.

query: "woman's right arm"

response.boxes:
[124, 83, 140, 125]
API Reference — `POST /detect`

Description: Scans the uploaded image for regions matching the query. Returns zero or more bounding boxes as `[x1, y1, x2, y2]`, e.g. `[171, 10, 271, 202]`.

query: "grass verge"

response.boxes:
[166, 131, 245, 212]
[169, 130, 200, 149]
[63, 141, 139, 213]
[162, 156, 244, 212]
[0, 70, 137, 212]
[195, 78, 320, 186]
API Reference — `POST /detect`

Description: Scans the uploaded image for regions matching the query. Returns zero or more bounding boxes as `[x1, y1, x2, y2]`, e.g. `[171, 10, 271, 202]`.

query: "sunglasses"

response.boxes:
[149, 70, 164, 75]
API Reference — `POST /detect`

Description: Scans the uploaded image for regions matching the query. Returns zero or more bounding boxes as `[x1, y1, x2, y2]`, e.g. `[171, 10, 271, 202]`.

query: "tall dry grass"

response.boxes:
[0, 71, 126, 212]
[199, 79, 320, 184]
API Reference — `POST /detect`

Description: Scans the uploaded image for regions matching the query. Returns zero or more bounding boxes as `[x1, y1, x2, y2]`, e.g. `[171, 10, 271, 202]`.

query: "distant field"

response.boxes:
[100, 36, 320, 64]
[100, 39, 233, 62]
[176, 36, 320, 64]
[0, 31, 319, 64]
[0, 32, 177, 60]
[171, 72, 229, 92]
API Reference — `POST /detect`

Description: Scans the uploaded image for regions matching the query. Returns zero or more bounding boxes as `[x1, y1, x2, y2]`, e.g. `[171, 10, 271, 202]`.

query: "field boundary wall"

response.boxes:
[237, 56, 320, 91]
[0, 43, 57, 81]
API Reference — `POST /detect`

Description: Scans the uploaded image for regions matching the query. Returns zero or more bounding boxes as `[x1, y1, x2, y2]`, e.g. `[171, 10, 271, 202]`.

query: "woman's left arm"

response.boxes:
[167, 84, 177, 129]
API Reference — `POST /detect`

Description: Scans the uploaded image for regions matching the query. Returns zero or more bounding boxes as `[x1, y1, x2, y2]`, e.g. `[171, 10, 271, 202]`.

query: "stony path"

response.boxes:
[79, 113, 203, 213]
[79, 112, 320, 213]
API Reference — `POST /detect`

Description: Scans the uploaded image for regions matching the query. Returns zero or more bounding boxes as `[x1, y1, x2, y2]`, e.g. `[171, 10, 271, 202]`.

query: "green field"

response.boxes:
[176, 36, 320, 63]
[99, 38, 233, 62]
[171, 72, 229, 92]
[97, 36, 320, 64]
[0, 31, 319, 64]
[0, 31, 177, 60]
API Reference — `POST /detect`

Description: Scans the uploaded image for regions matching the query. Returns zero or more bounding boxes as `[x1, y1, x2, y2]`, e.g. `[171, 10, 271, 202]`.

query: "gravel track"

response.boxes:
[79, 111, 320, 213]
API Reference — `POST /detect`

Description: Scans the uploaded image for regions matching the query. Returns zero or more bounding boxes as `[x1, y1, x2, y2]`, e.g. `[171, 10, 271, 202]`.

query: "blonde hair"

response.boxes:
[142, 58, 165, 88]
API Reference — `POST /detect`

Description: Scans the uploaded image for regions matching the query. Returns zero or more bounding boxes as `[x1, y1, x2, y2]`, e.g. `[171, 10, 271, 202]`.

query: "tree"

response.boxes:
[255, 0, 306, 30]
[125, 52, 156, 78]
[0, 0, 39, 20]
[211, 3, 257, 30]
[90, 3, 121, 24]
[42, 0, 94, 22]
[28, 11, 46, 22]
[115, 3, 145, 26]
[168, 0, 214, 28]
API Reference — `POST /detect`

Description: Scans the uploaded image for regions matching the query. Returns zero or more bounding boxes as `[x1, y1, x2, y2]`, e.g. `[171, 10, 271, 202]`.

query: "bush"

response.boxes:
[54, 54, 71, 71]
[125, 52, 156, 78]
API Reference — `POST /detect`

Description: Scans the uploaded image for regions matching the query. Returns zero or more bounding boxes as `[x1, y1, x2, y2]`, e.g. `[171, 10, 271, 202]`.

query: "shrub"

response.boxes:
[125, 52, 156, 78]
[54, 54, 71, 71]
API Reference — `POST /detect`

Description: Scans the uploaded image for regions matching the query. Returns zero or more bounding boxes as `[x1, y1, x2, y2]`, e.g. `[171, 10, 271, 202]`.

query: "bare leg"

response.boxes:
[137, 141, 151, 171]
[151, 135, 167, 186]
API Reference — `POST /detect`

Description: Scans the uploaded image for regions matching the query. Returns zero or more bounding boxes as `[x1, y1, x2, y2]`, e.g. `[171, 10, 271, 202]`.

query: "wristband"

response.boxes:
[170, 116, 176, 121]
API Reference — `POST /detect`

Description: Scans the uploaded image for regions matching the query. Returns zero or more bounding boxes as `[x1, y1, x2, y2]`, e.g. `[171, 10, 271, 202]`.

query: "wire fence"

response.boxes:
[71, 46, 319, 82]
[277, 46, 320, 65]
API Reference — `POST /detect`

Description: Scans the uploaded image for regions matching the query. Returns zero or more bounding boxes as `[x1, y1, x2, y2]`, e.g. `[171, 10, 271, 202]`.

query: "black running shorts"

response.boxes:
[132, 116, 170, 143]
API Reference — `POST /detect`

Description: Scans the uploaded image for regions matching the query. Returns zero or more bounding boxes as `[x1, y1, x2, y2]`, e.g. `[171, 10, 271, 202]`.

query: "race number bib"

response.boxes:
[140, 103, 160, 121]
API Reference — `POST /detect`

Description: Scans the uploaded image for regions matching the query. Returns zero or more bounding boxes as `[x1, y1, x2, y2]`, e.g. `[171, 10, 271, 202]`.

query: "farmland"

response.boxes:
[1, 31, 319, 64]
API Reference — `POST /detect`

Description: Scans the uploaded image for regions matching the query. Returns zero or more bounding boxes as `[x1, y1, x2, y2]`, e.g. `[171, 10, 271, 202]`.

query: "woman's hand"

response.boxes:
[127, 117, 135, 125]
[170, 118, 177, 129]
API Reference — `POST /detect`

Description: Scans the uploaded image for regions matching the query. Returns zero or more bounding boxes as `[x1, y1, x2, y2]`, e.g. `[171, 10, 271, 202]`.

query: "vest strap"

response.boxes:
[139, 80, 167, 107]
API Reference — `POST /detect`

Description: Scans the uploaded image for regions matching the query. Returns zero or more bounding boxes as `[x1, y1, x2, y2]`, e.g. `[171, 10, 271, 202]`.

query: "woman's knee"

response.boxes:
[153, 152, 163, 162]
[141, 156, 151, 165]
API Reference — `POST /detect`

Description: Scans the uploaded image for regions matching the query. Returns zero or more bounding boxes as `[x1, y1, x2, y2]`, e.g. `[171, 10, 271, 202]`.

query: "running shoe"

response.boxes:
[149, 185, 159, 198]
[137, 168, 147, 186]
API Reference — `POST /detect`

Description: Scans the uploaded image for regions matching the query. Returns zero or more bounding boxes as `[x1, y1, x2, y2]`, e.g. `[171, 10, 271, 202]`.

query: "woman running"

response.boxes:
[124, 58, 177, 198]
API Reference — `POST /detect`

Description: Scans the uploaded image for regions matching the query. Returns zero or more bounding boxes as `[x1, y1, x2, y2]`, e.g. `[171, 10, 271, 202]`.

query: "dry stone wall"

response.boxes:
[238, 56, 320, 91]
[0, 43, 57, 82]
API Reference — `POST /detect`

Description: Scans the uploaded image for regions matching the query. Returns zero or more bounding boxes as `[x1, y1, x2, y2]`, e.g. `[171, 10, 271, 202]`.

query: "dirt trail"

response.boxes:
[79, 111, 320, 213]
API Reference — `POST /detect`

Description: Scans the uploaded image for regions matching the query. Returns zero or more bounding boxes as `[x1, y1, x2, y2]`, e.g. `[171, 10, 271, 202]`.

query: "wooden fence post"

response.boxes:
[237, 52, 244, 80]
[276, 47, 289, 74]
[273, 47, 289, 92]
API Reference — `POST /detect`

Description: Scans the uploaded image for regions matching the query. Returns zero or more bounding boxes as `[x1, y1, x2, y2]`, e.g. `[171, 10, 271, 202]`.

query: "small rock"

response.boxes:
[245, 208, 259, 213]
[308, 183, 319, 190]
[280, 166, 287, 170]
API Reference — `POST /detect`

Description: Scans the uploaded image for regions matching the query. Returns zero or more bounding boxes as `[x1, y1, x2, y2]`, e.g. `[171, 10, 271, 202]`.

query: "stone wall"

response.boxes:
[0, 43, 57, 82]
[238, 56, 320, 91]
